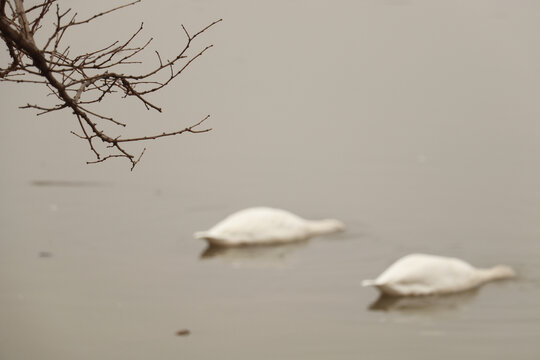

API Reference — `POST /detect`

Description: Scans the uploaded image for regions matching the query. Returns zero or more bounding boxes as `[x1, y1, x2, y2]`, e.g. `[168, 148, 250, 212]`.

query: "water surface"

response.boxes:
[1, 1, 539, 359]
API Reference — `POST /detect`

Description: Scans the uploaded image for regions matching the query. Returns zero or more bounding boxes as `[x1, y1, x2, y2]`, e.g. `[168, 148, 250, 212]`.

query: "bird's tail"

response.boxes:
[194, 231, 209, 240]
[361, 279, 378, 287]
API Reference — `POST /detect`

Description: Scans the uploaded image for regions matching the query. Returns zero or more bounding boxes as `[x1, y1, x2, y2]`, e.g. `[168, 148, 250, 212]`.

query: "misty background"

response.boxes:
[1, 1, 539, 359]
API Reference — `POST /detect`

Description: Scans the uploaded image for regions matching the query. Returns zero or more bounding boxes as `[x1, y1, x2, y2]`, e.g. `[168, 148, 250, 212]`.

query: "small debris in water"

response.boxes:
[38, 251, 53, 258]
[175, 329, 191, 336]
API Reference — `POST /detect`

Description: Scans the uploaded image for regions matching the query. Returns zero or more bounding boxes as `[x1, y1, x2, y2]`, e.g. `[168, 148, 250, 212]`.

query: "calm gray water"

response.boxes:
[1, 1, 540, 359]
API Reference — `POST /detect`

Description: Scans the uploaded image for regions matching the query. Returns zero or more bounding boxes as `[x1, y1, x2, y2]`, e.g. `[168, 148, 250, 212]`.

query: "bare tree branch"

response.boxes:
[0, 0, 221, 169]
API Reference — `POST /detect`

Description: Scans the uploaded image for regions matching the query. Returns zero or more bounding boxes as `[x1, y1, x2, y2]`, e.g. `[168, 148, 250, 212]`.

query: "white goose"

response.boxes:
[194, 207, 345, 247]
[362, 253, 516, 296]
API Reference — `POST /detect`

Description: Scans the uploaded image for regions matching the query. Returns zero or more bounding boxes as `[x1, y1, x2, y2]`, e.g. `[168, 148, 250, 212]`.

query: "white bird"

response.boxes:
[194, 207, 345, 247]
[362, 253, 516, 296]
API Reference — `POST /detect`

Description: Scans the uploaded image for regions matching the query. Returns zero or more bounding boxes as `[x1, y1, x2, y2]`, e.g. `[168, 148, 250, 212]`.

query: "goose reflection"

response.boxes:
[368, 288, 479, 313]
[199, 241, 308, 267]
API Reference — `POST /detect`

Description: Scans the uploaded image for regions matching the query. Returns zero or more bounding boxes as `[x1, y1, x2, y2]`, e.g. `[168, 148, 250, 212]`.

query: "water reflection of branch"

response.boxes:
[199, 241, 308, 267]
[368, 289, 479, 313]
[30, 180, 112, 187]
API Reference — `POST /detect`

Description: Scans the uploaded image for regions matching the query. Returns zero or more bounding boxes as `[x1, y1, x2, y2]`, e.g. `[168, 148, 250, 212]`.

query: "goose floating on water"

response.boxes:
[362, 253, 516, 296]
[194, 207, 345, 247]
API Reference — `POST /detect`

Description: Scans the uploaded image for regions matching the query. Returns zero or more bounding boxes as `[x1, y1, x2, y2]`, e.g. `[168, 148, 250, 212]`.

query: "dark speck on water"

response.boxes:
[175, 329, 191, 336]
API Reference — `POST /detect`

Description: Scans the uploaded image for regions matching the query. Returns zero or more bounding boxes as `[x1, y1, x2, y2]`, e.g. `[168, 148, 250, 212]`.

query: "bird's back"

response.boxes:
[368, 254, 479, 296]
[198, 207, 310, 246]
